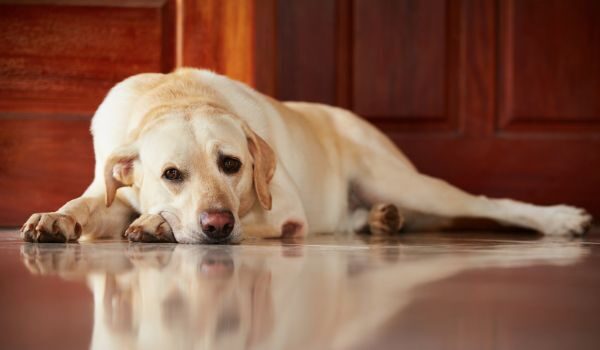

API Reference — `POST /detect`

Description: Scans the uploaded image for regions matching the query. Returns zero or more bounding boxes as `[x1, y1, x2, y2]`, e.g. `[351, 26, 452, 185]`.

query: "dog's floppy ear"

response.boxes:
[243, 124, 276, 210]
[103, 145, 139, 207]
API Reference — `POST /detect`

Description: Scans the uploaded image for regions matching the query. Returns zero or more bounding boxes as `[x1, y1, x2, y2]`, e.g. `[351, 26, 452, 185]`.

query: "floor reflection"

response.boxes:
[14, 233, 594, 350]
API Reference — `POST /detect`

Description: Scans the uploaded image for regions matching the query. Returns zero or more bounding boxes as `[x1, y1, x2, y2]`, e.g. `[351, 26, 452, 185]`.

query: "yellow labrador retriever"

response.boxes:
[21, 68, 592, 243]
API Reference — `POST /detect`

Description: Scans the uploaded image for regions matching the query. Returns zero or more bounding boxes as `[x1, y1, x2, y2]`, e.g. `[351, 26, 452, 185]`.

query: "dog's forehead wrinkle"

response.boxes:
[190, 115, 246, 155]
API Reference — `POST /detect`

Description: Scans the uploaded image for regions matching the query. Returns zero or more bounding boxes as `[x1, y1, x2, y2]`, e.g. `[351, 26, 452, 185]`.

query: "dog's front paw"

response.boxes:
[21, 213, 82, 243]
[125, 214, 175, 243]
[541, 205, 593, 236]
[368, 204, 404, 235]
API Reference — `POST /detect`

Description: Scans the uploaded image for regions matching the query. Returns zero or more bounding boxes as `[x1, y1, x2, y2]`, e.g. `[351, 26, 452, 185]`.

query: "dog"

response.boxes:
[21, 68, 593, 244]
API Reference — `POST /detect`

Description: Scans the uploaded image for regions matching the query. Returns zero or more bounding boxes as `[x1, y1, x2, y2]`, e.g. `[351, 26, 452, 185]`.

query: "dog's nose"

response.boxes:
[200, 210, 235, 240]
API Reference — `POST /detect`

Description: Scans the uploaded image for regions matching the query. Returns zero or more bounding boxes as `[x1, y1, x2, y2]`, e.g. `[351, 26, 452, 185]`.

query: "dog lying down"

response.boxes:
[21, 68, 592, 244]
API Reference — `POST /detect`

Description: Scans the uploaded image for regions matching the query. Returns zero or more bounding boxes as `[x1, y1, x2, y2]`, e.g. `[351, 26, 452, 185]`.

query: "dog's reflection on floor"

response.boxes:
[20, 235, 589, 350]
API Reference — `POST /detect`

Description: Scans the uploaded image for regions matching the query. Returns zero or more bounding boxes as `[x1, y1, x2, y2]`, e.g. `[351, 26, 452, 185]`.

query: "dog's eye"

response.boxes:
[163, 168, 183, 181]
[219, 156, 242, 175]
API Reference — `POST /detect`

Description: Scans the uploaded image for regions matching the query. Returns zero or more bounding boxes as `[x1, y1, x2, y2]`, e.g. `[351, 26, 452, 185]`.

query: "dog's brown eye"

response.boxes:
[219, 156, 242, 175]
[163, 168, 183, 181]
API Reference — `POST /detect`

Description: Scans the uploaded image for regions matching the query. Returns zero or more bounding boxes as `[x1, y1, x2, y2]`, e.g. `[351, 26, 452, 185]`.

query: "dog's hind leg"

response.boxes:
[351, 204, 404, 235]
[353, 156, 592, 236]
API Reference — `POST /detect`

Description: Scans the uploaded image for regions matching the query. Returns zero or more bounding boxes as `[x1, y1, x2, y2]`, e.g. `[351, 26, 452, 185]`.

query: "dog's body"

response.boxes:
[21, 68, 592, 243]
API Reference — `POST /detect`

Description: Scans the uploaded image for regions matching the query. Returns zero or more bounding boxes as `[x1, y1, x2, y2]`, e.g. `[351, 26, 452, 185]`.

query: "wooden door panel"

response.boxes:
[0, 2, 175, 114]
[0, 0, 176, 225]
[353, 0, 448, 120]
[499, 0, 600, 132]
[274, 0, 337, 104]
[0, 119, 94, 224]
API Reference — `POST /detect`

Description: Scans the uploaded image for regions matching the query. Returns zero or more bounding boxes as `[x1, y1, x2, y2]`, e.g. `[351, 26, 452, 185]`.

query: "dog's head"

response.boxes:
[103, 106, 275, 243]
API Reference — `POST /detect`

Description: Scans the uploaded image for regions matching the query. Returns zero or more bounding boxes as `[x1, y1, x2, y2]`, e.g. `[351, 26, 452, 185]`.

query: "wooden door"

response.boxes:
[253, 0, 600, 218]
[1, 0, 598, 226]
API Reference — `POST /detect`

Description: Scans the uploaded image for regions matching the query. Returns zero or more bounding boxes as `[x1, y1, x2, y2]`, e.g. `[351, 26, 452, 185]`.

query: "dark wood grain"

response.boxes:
[499, 0, 600, 132]
[461, 0, 496, 137]
[335, 0, 353, 109]
[352, 0, 463, 132]
[254, 0, 278, 96]
[0, 2, 176, 115]
[0, 118, 94, 225]
[353, 0, 448, 119]
[275, 0, 337, 104]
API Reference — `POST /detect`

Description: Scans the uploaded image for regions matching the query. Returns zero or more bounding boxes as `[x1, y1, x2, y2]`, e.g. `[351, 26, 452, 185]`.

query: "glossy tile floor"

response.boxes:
[1, 228, 599, 350]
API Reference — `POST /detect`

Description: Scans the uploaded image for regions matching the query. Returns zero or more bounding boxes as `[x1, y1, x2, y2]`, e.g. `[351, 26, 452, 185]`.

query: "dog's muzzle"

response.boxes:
[199, 209, 235, 242]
